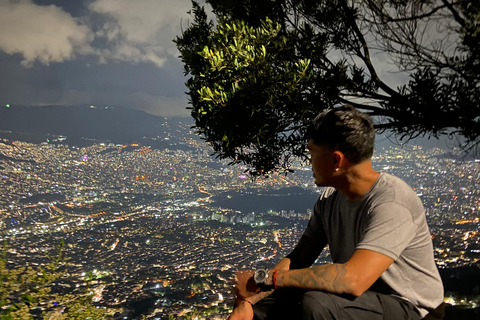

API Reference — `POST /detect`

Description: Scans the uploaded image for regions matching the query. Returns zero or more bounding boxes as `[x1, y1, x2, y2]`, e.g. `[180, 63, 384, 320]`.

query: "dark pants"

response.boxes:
[253, 289, 421, 320]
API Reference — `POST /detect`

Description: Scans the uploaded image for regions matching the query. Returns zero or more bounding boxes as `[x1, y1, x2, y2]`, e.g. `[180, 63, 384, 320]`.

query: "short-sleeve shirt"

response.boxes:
[303, 173, 444, 317]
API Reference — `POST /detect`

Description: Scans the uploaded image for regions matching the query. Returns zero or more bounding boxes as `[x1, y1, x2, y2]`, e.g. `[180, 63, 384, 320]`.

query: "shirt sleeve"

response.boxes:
[356, 202, 418, 261]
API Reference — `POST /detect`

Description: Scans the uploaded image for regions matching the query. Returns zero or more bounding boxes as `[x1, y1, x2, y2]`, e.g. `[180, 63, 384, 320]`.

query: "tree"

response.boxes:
[175, 0, 480, 175]
[0, 241, 110, 320]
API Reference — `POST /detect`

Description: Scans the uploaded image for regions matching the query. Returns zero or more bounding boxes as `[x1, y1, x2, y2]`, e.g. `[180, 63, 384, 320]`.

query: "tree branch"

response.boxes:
[441, 0, 465, 27]
[365, 0, 451, 23]
[341, 1, 399, 97]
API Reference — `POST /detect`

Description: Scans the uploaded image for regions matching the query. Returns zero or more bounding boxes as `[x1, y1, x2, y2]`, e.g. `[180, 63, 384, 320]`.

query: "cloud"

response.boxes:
[0, 0, 197, 68]
[0, 0, 94, 67]
[89, 0, 193, 67]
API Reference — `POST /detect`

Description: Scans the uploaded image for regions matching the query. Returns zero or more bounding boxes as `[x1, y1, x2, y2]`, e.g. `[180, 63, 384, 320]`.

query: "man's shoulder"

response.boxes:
[373, 173, 416, 197]
[377, 172, 410, 187]
[370, 173, 423, 212]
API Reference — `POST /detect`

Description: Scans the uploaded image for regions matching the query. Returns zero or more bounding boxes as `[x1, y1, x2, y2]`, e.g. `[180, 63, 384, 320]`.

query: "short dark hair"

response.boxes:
[307, 105, 375, 163]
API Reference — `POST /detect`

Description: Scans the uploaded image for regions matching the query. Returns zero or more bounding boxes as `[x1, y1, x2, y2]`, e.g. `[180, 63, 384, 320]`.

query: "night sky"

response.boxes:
[0, 0, 201, 117]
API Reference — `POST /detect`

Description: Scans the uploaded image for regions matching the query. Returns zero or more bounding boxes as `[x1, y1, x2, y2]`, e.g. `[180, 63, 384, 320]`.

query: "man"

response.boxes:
[229, 105, 444, 320]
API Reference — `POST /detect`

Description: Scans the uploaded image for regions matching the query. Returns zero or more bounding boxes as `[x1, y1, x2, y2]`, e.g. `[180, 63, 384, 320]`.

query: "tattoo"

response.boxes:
[279, 264, 353, 295]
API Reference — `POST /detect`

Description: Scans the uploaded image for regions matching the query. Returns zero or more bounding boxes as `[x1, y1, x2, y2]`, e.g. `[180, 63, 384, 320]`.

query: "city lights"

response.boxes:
[0, 121, 479, 318]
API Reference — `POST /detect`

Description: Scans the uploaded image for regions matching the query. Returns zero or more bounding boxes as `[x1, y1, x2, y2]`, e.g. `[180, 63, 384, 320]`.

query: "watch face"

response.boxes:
[254, 269, 268, 284]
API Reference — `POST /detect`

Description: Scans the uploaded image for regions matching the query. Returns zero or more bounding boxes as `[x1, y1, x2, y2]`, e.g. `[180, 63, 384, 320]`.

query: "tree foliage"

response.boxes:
[0, 241, 109, 320]
[176, 0, 480, 175]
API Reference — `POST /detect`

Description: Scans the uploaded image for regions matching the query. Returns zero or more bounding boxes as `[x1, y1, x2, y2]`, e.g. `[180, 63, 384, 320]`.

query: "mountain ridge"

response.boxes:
[0, 105, 193, 147]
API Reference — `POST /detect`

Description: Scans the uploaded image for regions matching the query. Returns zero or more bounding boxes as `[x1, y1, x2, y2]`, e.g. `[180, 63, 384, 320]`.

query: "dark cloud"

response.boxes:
[32, 0, 90, 17]
[0, 51, 189, 116]
[0, 0, 196, 117]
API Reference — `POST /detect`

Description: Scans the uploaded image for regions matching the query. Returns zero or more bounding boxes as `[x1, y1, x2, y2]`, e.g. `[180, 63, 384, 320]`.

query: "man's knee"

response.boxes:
[302, 291, 336, 320]
[302, 290, 420, 320]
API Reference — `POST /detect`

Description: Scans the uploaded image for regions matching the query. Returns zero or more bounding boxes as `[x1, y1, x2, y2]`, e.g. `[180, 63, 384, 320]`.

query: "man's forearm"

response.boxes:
[246, 289, 274, 305]
[272, 257, 291, 271]
[276, 263, 356, 296]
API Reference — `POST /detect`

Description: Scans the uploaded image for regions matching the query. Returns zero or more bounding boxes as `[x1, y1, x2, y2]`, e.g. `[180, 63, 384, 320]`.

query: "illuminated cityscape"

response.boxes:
[1, 119, 479, 319]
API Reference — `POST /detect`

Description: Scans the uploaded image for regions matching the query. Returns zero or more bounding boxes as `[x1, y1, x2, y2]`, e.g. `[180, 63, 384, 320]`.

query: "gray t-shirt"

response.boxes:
[303, 173, 444, 317]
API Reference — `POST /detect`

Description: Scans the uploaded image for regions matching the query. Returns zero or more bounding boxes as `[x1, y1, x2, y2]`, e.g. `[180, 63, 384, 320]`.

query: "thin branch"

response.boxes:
[375, 3, 449, 23]
[341, 1, 399, 97]
[337, 97, 390, 115]
[441, 0, 465, 27]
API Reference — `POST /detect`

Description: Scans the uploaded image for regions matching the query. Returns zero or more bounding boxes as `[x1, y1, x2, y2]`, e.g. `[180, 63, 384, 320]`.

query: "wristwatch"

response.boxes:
[254, 269, 270, 289]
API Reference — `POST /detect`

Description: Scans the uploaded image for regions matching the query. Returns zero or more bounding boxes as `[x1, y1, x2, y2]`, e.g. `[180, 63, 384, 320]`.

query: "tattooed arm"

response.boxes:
[232, 232, 327, 318]
[271, 256, 291, 271]
[274, 249, 394, 297]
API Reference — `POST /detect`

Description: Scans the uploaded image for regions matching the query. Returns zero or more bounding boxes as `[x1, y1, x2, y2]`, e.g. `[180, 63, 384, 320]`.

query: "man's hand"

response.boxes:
[230, 269, 275, 320]
[227, 300, 254, 320]
[234, 270, 261, 299]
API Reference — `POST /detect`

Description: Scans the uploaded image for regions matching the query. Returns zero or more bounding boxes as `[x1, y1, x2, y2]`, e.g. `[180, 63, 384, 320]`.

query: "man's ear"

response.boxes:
[332, 150, 344, 168]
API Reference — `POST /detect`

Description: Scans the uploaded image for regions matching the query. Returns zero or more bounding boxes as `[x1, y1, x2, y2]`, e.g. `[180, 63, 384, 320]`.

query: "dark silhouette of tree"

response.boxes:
[176, 0, 480, 175]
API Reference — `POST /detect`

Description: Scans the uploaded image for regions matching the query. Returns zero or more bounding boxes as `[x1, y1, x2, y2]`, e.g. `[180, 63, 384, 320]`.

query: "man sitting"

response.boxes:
[229, 105, 444, 320]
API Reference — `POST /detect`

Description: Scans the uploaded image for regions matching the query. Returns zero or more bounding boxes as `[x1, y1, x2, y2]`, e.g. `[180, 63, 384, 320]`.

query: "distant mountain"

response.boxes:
[0, 105, 194, 148]
[0, 105, 463, 153]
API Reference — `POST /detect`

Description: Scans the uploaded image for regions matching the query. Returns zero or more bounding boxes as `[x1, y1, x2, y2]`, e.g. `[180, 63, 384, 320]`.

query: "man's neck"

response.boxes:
[336, 160, 380, 202]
